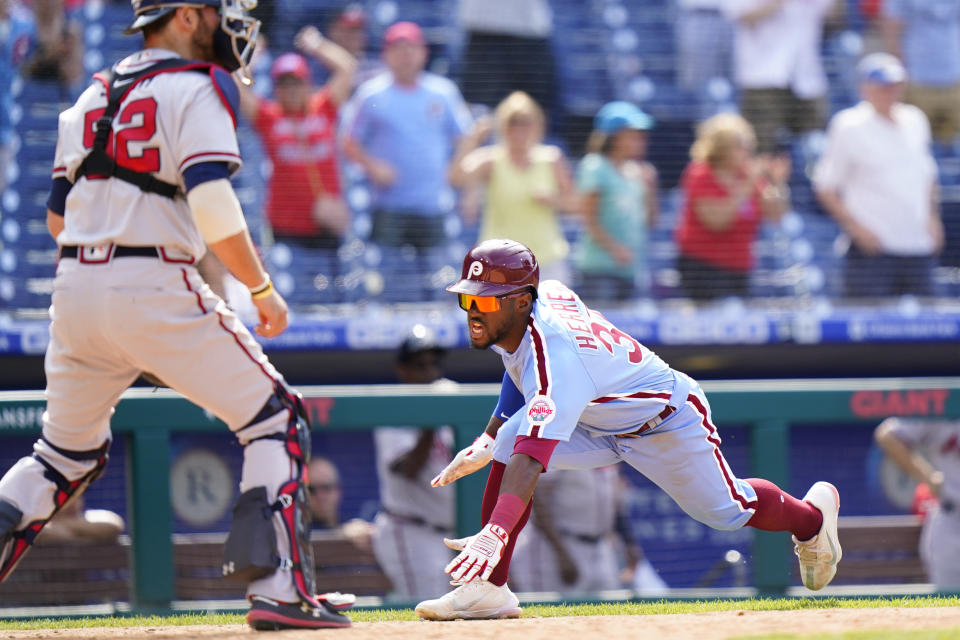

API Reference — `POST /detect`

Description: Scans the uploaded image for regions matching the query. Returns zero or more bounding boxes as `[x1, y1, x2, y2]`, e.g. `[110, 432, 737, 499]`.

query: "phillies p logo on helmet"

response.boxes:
[468, 261, 484, 278]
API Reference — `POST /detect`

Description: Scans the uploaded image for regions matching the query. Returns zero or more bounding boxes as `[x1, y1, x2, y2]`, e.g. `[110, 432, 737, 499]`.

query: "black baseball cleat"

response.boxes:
[246, 594, 351, 631]
[0, 500, 26, 584]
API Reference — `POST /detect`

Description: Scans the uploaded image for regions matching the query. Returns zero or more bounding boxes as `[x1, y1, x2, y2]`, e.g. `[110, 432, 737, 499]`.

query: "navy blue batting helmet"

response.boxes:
[125, 0, 260, 79]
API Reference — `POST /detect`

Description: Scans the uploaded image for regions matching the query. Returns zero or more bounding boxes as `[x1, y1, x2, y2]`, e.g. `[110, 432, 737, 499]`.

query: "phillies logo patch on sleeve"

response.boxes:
[527, 397, 556, 426]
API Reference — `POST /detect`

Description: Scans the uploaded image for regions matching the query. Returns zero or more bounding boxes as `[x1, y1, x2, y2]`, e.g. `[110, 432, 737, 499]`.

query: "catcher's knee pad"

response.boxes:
[0, 437, 109, 583]
[223, 382, 319, 606]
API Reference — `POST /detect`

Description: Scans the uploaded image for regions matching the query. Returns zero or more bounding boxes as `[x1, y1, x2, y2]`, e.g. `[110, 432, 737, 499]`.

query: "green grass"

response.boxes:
[0, 596, 958, 630]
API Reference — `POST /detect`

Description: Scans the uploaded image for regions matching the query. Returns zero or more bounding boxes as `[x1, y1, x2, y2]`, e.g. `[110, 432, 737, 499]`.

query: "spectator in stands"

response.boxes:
[307, 456, 373, 550]
[874, 417, 960, 588]
[858, 0, 887, 55]
[572, 101, 659, 303]
[449, 91, 578, 283]
[0, 0, 34, 194]
[371, 325, 457, 601]
[23, 0, 83, 95]
[510, 466, 669, 596]
[813, 53, 943, 298]
[35, 495, 124, 544]
[675, 0, 733, 109]
[238, 27, 355, 272]
[675, 113, 790, 301]
[882, 0, 960, 144]
[723, 0, 835, 153]
[325, 3, 381, 90]
[457, 0, 556, 126]
[341, 21, 473, 297]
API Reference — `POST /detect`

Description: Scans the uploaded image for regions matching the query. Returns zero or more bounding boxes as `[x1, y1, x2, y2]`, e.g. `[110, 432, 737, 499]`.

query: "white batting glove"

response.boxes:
[444, 523, 509, 583]
[431, 432, 495, 487]
[443, 535, 474, 551]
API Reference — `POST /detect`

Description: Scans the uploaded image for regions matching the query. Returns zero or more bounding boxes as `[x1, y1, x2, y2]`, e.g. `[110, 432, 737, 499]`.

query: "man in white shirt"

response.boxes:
[813, 53, 944, 298]
[724, 0, 835, 152]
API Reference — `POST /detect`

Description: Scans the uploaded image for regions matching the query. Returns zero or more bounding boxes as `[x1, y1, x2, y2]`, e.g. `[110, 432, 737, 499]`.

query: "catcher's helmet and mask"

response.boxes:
[446, 238, 540, 299]
[124, 0, 260, 82]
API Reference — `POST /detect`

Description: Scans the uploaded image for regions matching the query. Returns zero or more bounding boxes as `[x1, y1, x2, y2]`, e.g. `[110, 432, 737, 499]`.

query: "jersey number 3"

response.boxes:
[590, 317, 643, 364]
[83, 98, 160, 172]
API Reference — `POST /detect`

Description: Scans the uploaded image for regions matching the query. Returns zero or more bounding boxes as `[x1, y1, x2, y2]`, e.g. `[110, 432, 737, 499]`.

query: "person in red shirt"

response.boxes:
[239, 26, 356, 250]
[675, 113, 790, 301]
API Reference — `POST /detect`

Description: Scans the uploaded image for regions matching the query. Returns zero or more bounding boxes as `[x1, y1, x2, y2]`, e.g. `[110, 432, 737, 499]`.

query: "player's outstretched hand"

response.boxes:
[444, 523, 508, 583]
[253, 288, 289, 338]
[431, 432, 495, 487]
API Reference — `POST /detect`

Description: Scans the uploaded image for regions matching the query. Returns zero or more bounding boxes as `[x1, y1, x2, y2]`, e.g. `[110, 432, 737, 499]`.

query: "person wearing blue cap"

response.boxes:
[813, 52, 944, 298]
[572, 101, 659, 303]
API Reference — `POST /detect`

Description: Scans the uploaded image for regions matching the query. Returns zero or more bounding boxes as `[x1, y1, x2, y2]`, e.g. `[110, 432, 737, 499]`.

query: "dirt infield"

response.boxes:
[5, 606, 960, 640]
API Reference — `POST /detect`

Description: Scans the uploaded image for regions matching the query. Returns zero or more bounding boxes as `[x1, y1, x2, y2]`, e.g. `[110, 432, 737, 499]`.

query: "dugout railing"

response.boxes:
[1, 377, 959, 609]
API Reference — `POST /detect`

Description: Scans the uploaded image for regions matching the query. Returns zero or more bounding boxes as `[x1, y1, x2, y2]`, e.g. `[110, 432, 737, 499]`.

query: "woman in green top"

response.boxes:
[449, 91, 579, 282]
[574, 101, 659, 303]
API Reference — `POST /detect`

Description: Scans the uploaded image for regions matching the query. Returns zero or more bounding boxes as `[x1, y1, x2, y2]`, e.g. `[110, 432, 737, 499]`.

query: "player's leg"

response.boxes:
[0, 262, 138, 582]
[920, 508, 960, 588]
[415, 461, 525, 620]
[617, 386, 840, 590]
[509, 526, 561, 593]
[371, 514, 453, 601]
[123, 263, 347, 629]
[417, 428, 621, 620]
[588, 537, 622, 592]
[484, 426, 623, 588]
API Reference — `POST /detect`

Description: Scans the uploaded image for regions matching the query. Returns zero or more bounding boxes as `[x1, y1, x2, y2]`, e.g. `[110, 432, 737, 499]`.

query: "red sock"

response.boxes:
[480, 461, 506, 524]
[745, 478, 822, 541]
[479, 461, 534, 587]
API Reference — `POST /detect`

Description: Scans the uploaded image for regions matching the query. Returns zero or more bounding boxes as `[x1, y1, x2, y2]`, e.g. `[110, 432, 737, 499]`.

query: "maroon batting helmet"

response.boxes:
[446, 239, 539, 297]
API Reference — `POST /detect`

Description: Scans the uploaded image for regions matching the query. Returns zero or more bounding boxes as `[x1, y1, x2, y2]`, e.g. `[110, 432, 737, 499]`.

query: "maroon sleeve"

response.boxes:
[512, 435, 560, 471]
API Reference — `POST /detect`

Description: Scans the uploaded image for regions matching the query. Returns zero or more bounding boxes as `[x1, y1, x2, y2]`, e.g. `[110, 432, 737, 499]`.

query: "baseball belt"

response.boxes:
[61, 245, 160, 259]
[557, 529, 606, 544]
[615, 405, 676, 438]
[382, 509, 452, 535]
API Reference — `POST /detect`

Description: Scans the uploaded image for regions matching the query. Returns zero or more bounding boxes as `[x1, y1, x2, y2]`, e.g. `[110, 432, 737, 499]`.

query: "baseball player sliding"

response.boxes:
[416, 239, 843, 620]
[0, 0, 349, 631]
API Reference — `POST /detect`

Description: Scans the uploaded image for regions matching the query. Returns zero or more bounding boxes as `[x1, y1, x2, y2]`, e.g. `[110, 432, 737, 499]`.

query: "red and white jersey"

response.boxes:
[51, 48, 242, 260]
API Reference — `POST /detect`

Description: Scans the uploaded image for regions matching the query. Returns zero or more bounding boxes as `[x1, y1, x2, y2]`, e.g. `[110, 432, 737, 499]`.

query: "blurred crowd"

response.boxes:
[1, 0, 957, 307]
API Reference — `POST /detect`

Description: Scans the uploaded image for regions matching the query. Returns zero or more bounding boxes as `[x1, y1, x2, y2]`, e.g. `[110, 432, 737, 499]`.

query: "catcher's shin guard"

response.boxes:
[0, 438, 109, 583]
[223, 383, 320, 606]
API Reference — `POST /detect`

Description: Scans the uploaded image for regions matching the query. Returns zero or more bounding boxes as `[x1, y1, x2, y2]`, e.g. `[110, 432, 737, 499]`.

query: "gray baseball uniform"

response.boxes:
[0, 48, 302, 603]
[510, 466, 622, 594]
[372, 425, 455, 600]
[886, 418, 960, 588]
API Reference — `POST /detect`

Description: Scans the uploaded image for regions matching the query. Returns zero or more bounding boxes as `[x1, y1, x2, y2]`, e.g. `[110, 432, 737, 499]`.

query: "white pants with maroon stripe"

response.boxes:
[371, 511, 454, 601]
[0, 256, 299, 602]
[494, 384, 758, 532]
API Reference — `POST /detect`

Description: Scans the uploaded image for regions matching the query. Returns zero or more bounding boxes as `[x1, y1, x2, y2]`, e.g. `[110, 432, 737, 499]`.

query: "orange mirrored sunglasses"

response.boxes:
[457, 291, 525, 312]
